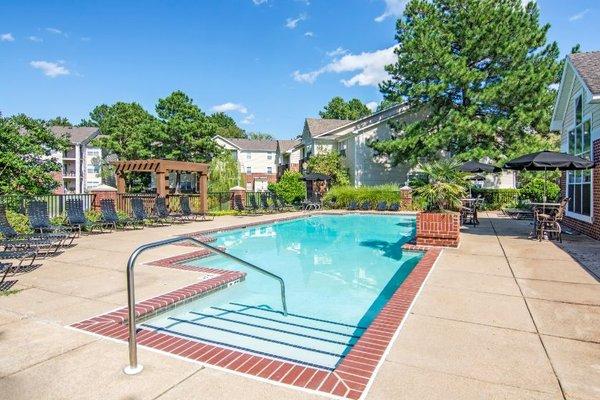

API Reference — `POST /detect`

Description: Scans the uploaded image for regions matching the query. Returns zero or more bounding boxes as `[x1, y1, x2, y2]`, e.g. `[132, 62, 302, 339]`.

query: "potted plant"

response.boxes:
[413, 160, 466, 247]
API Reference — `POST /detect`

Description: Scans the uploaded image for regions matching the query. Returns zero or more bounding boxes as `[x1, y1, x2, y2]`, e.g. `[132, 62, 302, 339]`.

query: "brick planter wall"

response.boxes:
[416, 212, 460, 247]
[560, 138, 600, 240]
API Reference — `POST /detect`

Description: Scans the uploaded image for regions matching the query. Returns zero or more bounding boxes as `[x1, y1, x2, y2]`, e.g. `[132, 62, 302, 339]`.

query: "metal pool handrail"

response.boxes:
[123, 236, 288, 375]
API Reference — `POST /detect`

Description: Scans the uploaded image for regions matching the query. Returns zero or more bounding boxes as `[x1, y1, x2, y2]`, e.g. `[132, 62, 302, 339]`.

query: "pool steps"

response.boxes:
[142, 301, 366, 370]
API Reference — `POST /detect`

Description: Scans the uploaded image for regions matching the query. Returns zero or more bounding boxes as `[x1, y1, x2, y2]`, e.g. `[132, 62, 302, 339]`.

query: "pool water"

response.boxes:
[144, 214, 421, 369]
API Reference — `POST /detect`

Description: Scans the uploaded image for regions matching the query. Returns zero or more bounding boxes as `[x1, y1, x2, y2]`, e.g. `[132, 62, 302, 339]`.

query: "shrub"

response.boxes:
[519, 176, 560, 203]
[5, 210, 31, 235]
[306, 151, 350, 186]
[323, 184, 402, 208]
[471, 188, 520, 210]
[270, 171, 306, 204]
[413, 160, 467, 212]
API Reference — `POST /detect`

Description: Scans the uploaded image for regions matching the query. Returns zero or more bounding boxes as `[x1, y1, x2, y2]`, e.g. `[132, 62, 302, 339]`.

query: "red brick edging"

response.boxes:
[71, 244, 441, 399]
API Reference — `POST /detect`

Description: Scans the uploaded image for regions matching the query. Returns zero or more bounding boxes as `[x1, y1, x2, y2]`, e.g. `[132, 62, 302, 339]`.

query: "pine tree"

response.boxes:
[371, 0, 561, 165]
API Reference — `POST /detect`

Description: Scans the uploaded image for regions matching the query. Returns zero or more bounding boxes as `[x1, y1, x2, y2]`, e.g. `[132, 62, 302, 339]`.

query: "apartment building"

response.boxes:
[214, 136, 279, 191]
[50, 126, 103, 194]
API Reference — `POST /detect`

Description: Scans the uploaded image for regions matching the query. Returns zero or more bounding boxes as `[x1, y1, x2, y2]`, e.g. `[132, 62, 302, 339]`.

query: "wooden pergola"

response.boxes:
[113, 159, 209, 212]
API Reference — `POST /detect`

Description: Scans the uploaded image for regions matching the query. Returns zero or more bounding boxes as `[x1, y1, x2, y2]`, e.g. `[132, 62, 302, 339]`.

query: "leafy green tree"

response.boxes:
[319, 97, 372, 120]
[208, 152, 240, 192]
[79, 104, 110, 127]
[47, 116, 72, 126]
[248, 132, 274, 141]
[0, 114, 69, 196]
[306, 151, 350, 186]
[91, 102, 159, 160]
[270, 171, 306, 203]
[208, 112, 247, 138]
[154, 91, 220, 162]
[372, 0, 561, 165]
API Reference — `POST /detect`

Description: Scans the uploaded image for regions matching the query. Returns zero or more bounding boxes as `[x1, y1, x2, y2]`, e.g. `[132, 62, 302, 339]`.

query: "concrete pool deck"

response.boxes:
[0, 211, 598, 399]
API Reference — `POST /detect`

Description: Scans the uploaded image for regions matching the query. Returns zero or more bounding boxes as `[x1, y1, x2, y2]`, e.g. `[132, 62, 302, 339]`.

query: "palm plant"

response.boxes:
[414, 159, 467, 212]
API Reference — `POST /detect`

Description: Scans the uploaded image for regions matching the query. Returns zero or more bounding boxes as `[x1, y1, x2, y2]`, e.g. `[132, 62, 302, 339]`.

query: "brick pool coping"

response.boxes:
[71, 212, 440, 399]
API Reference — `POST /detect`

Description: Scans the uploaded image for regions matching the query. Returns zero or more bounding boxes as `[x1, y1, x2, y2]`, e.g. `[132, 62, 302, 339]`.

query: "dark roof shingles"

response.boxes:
[569, 51, 600, 96]
[50, 126, 100, 145]
[225, 138, 278, 152]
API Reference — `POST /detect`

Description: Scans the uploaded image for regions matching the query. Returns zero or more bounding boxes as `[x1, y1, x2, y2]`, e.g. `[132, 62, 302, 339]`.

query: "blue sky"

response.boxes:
[1, 0, 599, 139]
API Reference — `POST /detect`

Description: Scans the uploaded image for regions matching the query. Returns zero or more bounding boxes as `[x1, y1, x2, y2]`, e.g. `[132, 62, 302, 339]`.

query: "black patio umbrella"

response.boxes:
[302, 173, 332, 181]
[459, 161, 502, 173]
[504, 151, 594, 202]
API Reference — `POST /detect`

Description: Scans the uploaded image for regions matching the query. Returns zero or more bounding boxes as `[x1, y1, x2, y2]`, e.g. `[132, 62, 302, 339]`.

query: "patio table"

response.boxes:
[529, 202, 561, 238]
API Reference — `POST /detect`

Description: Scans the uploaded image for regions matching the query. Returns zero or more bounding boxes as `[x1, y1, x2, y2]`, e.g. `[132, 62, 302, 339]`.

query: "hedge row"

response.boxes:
[471, 188, 520, 210]
[323, 185, 404, 209]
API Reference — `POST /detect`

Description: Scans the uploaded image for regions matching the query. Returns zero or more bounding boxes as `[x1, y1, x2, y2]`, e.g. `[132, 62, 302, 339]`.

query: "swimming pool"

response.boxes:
[142, 214, 422, 370]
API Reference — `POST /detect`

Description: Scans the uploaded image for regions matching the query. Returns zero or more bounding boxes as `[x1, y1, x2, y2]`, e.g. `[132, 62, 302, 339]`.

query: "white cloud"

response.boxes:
[212, 102, 248, 114]
[46, 27, 63, 34]
[252, 0, 268, 4]
[366, 101, 378, 112]
[304, 31, 314, 37]
[326, 47, 348, 57]
[285, 13, 307, 29]
[375, 0, 408, 22]
[569, 9, 589, 22]
[242, 114, 255, 125]
[80, 36, 91, 42]
[293, 45, 397, 87]
[1, 33, 15, 42]
[28, 35, 43, 42]
[30, 60, 70, 78]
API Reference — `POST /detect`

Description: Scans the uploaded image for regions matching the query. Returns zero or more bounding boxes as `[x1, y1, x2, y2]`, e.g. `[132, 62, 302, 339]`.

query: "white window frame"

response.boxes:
[565, 91, 593, 223]
[267, 166, 273, 174]
[246, 152, 251, 160]
[246, 166, 252, 174]
[267, 152, 273, 160]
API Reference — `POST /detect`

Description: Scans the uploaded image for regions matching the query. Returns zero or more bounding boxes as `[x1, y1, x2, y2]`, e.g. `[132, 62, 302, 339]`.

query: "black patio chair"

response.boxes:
[248, 195, 261, 214]
[154, 197, 186, 223]
[388, 202, 400, 212]
[0, 249, 38, 285]
[27, 201, 76, 245]
[361, 201, 371, 210]
[376, 201, 387, 211]
[347, 201, 359, 211]
[0, 205, 63, 254]
[260, 193, 273, 212]
[100, 199, 140, 230]
[131, 197, 159, 226]
[65, 199, 105, 235]
[233, 195, 246, 212]
[179, 195, 215, 221]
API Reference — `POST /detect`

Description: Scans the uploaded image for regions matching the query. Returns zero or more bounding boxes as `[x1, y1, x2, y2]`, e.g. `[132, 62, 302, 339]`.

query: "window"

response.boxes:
[87, 166, 100, 174]
[246, 166, 252, 173]
[567, 95, 592, 217]
[246, 152, 251, 160]
[267, 167, 273, 174]
[267, 153, 273, 160]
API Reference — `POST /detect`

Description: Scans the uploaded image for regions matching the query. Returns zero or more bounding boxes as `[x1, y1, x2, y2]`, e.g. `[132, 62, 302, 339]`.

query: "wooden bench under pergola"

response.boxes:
[113, 159, 210, 212]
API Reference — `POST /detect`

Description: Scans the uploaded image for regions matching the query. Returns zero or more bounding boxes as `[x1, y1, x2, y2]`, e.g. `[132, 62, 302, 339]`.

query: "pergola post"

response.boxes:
[117, 173, 126, 193]
[199, 173, 208, 213]
[156, 172, 167, 197]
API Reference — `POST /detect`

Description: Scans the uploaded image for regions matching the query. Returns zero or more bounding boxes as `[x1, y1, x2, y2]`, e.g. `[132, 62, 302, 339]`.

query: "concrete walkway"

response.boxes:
[0, 212, 598, 399]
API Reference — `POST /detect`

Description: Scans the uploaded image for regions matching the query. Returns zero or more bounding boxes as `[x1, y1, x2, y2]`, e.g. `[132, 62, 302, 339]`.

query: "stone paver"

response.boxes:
[0, 211, 598, 399]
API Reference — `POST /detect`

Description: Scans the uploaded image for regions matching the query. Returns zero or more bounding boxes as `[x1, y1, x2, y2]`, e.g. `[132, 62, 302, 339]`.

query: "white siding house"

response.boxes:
[550, 51, 600, 239]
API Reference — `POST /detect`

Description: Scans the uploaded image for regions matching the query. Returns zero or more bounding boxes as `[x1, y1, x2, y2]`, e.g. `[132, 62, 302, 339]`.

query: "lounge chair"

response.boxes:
[0, 205, 64, 254]
[360, 201, 371, 210]
[260, 193, 273, 212]
[131, 197, 160, 226]
[347, 201, 359, 211]
[65, 199, 105, 234]
[248, 195, 261, 214]
[233, 195, 246, 212]
[180, 195, 215, 221]
[376, 201, 387, 211]
[388, 202, 400, 211]
[27, 201, 76, 244]
[0, 249, 38, 285]
[100, 199, 140, 229]
[154, 197, 185, 223]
